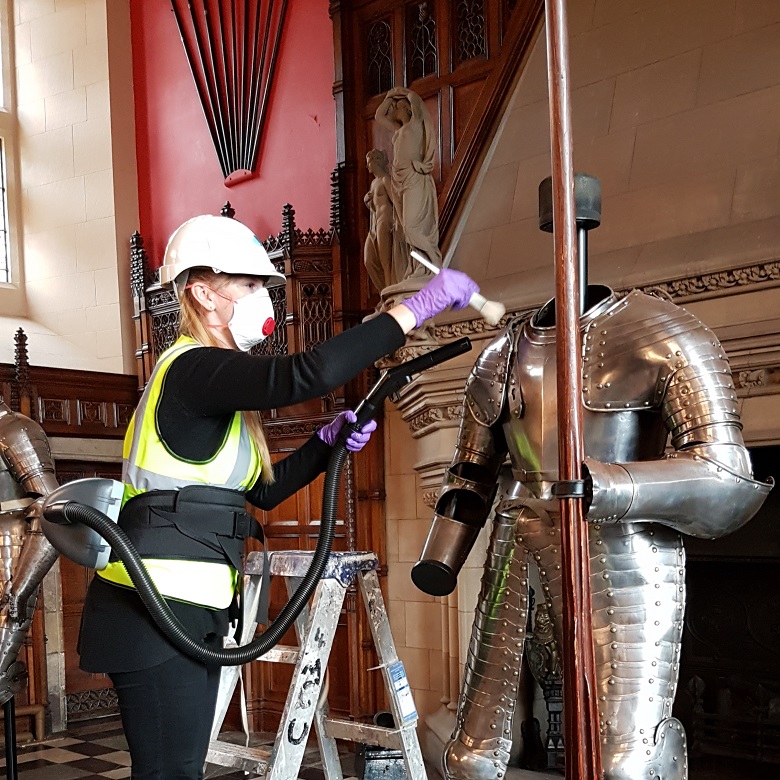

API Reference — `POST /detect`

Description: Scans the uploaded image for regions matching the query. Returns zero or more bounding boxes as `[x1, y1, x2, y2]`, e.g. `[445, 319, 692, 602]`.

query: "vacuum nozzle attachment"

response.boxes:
[351, 337, 472, 430]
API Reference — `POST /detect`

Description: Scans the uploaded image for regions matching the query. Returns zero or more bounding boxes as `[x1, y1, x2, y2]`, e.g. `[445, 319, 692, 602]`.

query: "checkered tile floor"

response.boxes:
[5, 715, 767, 780]
[0, 715, 368, 779]
[1, 717, 130, 779]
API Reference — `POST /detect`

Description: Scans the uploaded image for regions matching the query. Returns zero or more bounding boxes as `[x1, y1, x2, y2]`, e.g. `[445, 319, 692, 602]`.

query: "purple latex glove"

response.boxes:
[317, 410, 378, 452]
[403, 268, 479, 328]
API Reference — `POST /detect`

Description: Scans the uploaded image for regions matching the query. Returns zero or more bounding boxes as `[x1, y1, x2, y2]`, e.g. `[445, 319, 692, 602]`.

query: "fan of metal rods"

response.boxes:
[171, 0, 289, 184]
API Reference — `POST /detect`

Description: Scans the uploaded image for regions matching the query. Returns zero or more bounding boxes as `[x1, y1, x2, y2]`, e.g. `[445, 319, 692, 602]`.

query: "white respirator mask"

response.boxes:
[228, 287, 276, 351]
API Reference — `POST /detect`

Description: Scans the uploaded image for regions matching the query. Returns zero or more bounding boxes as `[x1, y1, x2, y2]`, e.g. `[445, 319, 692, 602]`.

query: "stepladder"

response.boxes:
[207, 550, 428, 780]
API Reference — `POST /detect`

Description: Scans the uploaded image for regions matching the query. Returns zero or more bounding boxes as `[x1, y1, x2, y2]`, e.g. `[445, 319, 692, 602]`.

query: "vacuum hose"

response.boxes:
[47, 337, 473, 666]
[54, 441, 349, 666]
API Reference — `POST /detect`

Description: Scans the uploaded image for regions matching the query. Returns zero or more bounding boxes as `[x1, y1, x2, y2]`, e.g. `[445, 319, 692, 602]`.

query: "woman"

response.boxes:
[77, 214, 479, 780]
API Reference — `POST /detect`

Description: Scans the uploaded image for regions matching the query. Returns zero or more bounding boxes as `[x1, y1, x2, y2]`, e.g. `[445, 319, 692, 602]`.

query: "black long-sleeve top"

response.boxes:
[156, 313, 405, 508]
[78, 314, 405, 673]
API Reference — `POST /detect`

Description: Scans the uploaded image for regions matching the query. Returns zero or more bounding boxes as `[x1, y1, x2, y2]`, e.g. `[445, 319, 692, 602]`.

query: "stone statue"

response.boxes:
[364, 149, 395, 293]
[374, 86, 440, 281]
[0, 402, 59, 704]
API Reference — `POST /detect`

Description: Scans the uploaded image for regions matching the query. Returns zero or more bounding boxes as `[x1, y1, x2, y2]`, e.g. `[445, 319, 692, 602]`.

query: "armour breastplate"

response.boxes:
[503, 288, 669, 489]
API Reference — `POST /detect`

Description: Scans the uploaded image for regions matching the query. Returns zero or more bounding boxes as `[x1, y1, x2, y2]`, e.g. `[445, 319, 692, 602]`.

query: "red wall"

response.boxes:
[130, 0, 336, 266]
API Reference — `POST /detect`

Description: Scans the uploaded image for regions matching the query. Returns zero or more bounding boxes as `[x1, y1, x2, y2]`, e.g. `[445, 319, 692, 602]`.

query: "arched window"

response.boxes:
[0, 0, 18, 287]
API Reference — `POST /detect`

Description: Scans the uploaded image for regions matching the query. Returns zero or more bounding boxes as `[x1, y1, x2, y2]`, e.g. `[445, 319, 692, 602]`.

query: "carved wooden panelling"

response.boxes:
[292, 255, 334, 272]
[149, 300, 180, 360]
[252, 280, 288, 357]
[39, 398, 70, 425]
[406, 1, 437, 83]
[116, 403, 134, 426]
[366, 18, 394, 97]
[34, 387, 137, 438]
[300, 282, 334, 349]
[77, 400, 107, 427]
[1, 359, 138, 438]
[295, 228, 336, 248]
[454, 0, 487, 66]
[66, 688, 119, 720]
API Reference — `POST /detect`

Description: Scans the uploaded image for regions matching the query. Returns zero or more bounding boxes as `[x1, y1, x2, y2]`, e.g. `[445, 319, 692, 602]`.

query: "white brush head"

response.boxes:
[477, 299, 505, 326]
[469, 292, 505, 326]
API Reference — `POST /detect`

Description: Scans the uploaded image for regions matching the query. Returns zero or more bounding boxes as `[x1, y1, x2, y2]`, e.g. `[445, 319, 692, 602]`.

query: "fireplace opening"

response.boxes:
[674, 445, 779, 778]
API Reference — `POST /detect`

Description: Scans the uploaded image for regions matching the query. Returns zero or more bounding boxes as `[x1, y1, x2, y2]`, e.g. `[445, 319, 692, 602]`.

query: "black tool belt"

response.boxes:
[115, 484, 264, 574]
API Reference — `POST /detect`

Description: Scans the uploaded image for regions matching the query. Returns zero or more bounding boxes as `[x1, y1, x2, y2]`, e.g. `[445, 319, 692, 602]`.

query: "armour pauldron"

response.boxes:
[0, 402, 59, 499]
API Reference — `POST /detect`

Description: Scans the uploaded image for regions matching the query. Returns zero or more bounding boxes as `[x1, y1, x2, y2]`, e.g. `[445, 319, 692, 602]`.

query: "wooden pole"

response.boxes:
[543, 1, 602, 778]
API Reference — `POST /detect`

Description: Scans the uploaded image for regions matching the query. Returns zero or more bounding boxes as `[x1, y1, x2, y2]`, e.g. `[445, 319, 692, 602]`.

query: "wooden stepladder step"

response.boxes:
[207, 550, 427, 780]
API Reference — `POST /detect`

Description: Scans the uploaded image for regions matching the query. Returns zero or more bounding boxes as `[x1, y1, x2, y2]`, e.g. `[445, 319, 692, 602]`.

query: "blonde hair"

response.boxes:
[178, 268, 275, 485]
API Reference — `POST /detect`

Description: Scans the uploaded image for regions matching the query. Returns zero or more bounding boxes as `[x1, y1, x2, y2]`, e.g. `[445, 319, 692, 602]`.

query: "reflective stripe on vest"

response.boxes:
[99, 336, 261, 608]
[122, 336, 260, 499]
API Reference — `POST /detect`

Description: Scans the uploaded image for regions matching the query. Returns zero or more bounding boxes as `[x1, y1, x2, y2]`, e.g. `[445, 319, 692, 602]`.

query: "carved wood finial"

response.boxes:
[130, 231, 148, 297]
[12, 328, 31, 415]
[14, 328, 29, 385]
[330, 166, 342, 236]
[281, 204, 296, 252]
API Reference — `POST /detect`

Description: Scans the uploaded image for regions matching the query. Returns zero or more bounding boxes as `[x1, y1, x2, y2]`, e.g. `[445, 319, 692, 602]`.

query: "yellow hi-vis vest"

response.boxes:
[99, 336, 262, 608]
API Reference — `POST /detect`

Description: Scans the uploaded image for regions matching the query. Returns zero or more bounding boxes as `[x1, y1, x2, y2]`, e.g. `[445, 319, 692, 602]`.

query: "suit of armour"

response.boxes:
[0, 402, 59, 704]
[414, 286, 772, 780]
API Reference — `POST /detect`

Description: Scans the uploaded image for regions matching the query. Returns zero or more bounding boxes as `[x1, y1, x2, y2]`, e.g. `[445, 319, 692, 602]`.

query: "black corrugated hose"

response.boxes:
[52, 338, 472, 667]
[58, 441, 348, 666]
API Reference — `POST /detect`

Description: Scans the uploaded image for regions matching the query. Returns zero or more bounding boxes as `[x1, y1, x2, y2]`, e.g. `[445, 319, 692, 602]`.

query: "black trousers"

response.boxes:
[109, 638, 222, 780]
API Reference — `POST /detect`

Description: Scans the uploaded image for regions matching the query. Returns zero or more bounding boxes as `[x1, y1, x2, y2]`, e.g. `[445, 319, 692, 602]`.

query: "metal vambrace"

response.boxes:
[412, 413, 505, 597]
[6, 501, 59, 618]
[584, 441, 772, 537]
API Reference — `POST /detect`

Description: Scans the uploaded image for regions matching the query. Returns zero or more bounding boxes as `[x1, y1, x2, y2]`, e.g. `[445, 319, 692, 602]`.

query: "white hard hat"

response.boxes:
[160, 215, 286, 293]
